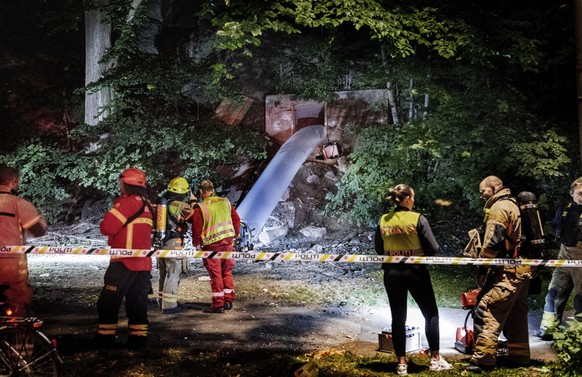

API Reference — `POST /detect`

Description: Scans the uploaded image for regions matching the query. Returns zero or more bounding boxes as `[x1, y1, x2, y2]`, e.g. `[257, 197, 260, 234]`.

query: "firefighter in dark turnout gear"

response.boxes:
[467, 176, 534, 373]
[94, 168, 154, 349]
[157, 177, 196, 314]
[538, 177, 582, 340]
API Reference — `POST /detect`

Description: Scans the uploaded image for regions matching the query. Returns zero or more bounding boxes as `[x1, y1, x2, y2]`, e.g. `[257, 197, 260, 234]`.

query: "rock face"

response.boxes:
[254, 159, 354, 248]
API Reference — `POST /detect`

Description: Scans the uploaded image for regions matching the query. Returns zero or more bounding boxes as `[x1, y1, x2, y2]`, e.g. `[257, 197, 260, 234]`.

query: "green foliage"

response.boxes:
[326, 58, 574, 237]
[512, 129, 571, 180]
[552, 321, 582, 376]
[0, 143, 81, 221]
[274, 37, 342, 101]
[209, 0, 553, 72]
[2, 0, 578, 235]
[210, 1, 477, 60]
[0, 118, 266, 222]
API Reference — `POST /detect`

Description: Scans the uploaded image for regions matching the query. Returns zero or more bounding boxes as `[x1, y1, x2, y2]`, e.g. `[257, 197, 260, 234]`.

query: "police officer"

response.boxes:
[538, 177, 582, 339]
[375, 184, 451, 376]
[157, 177, 196, 314]
[467, 176, 534, 372]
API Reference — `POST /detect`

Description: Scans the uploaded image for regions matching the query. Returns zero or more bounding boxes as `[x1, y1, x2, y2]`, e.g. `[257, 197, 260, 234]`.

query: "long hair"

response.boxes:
[386, 184, 413, 205]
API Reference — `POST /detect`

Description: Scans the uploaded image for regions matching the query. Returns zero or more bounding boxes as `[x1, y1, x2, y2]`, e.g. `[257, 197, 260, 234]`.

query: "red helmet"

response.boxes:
[120, 168, 147, 188]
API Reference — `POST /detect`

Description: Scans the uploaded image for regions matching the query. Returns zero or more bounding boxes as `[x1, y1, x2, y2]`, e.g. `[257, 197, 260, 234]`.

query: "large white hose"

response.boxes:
[236, 125, 325, 240]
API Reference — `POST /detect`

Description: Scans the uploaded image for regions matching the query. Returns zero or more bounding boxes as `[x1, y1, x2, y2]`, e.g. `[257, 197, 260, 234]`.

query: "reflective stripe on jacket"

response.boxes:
[100, 195, 153, 271]
[198, 196, 235, 247]
[166, 199, 193, 240]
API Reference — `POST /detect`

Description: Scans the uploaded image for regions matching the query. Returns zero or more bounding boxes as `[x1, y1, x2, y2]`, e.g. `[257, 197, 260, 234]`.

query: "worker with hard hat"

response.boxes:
[94, 167, 154, 349]
[156, 176, 197, 314]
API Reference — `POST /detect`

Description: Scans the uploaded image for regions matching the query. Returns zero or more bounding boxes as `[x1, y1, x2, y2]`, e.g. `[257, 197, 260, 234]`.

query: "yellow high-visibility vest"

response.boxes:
[198, 196, 235, 246]
[379, 210, 423, 256]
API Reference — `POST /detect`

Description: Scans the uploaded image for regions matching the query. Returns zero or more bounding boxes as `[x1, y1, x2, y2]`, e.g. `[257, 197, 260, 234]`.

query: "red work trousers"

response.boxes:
[202, 258, 236, 309]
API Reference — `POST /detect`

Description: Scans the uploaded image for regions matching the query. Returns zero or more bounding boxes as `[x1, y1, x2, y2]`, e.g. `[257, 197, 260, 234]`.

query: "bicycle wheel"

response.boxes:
[0, 326, 61, 377]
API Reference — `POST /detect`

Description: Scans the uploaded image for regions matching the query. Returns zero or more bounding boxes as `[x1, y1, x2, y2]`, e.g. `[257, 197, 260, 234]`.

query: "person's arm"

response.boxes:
[231, 206, 241, 238]
[18, 200, 47, 238]
[27, 217, 47, 237]
[553, 206, 563, 241]
[417, 215, 442, 256]
[374, 226, 384, 255]
[100, 198, 126, 237]
[191, 208, 203, 248]
[480, 205, 510, 258]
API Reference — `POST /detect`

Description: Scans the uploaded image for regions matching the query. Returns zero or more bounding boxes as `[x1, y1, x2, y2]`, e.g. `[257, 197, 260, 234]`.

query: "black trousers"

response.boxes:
[97, 262, 151, 330]
[383, 266, 440, 357]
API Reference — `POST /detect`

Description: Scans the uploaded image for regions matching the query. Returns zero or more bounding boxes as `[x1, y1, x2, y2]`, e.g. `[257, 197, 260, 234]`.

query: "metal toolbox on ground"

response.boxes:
[378, 325, 422, 353]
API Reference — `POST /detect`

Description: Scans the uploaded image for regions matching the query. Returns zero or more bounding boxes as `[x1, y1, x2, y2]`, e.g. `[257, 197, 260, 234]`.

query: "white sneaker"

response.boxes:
[430, 357, 452, 371]
[396, 363, 408, 376]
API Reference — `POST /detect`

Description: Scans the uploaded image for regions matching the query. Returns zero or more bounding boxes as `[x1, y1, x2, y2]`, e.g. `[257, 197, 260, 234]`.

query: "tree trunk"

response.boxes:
[84, 0, 113, 126]
[423, 94, 429, 120]
[381, 45, 399, 124]
[576, 0, 582, 167]
[408, 78, 414, 120]
[423, 66, 431, 119]
[387, 82, 400, 124]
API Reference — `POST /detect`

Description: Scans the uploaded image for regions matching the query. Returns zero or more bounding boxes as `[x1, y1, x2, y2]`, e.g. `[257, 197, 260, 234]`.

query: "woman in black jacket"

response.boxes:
[374, 184, 451, 376]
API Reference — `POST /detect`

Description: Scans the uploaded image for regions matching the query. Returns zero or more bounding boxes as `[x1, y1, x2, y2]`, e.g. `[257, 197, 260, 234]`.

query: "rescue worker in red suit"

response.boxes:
[192, 179, 240, 313]
[94, 168, 154, 349]
[0, 165, 47, 317]
[466, 176, 534, 373]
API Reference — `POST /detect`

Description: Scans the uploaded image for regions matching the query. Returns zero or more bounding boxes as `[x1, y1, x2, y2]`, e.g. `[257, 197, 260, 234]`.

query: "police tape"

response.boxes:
[1, 245, 582, 267]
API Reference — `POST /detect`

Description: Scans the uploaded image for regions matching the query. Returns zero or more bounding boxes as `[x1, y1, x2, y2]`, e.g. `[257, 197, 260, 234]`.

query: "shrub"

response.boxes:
[0, 118, 267, 223]
[552, 321, 582, 376]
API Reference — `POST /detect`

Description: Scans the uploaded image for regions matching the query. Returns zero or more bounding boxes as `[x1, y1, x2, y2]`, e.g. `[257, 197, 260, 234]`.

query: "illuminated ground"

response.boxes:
[26, 253, 558, 365]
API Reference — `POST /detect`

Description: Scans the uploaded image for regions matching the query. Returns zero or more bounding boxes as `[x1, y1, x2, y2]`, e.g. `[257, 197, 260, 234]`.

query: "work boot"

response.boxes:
[465, 360, 493, 374]
[224, 302, 233, 310]
[537, 329, 554, 341]
[127, 335, 147, 349]
[162, 306, 184, 314]
[91, 334, 120, 349]
[202, 307, 224, 314]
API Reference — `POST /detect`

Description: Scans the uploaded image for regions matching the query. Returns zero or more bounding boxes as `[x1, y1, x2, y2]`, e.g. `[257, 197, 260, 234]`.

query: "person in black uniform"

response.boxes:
[374, 184, 451, 376]
[538, 177, 582, 340]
